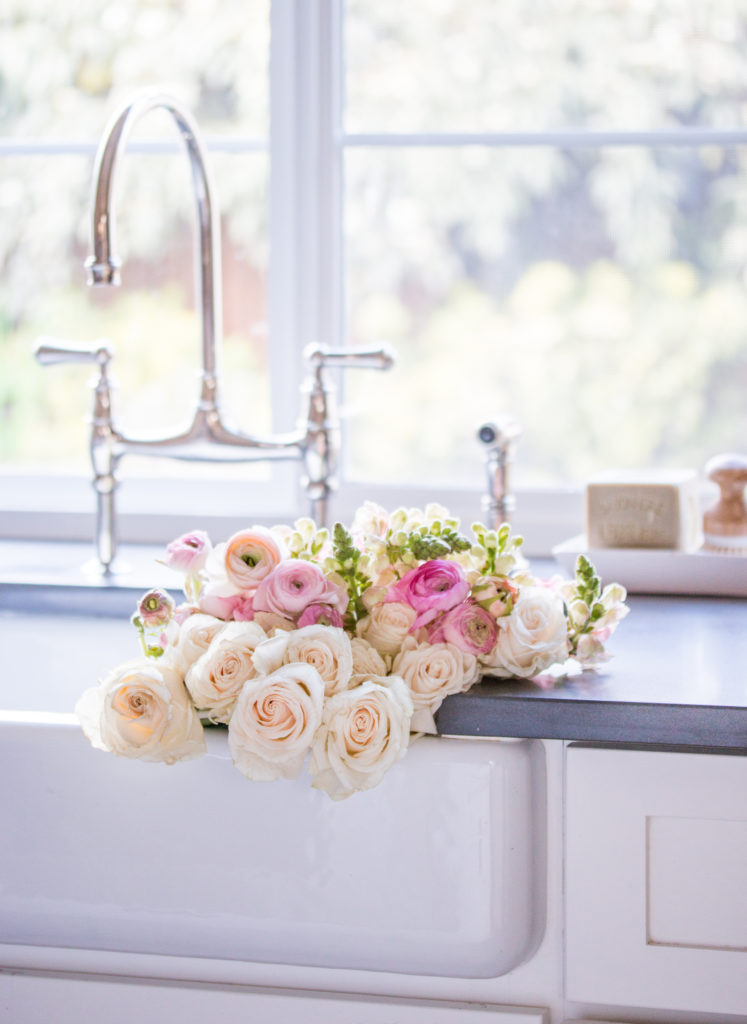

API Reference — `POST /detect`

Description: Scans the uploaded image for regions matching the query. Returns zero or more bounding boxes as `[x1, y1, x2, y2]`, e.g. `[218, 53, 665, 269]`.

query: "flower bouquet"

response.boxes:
[76, 503, 628, 800]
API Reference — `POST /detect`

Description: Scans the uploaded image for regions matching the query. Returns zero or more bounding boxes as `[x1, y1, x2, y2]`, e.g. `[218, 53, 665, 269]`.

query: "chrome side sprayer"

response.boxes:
[477, 417, 522, 529]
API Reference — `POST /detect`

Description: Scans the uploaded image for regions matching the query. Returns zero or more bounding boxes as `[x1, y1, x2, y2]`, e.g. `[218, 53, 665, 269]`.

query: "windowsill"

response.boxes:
[0, 471, 585, 559]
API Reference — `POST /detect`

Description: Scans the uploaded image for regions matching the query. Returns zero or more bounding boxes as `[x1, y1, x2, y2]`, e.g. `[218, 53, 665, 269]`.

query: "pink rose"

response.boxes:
[386, 560, 470, 629]
[428, 600, 498, 657]
[164, 530, 212, 574]
[253, 560, 348, 622]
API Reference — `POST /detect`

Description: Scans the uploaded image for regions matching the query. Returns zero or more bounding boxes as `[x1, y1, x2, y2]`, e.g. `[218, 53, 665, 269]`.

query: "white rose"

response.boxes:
[252, 624, 353, 696]
[75, 658, 206, 765]
[309, 675, 413, 800]
[174, 612, 226, 674]
[349, 636, 388, 686]
[392, 636, 479, 715]
[356, 601, 417, 658]
[485, 586, 569, 678]
[185, 620, 268, 723]
[228, 663, 325, 781]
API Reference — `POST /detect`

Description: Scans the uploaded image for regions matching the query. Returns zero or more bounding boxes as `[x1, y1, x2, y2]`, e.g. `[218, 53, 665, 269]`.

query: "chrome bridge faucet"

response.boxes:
[36, 91, 394, 574]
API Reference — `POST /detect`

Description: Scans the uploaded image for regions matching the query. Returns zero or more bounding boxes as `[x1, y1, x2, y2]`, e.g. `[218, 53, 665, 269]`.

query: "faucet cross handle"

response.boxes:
[35, 337, 114, 371]
[303, 342, 396, 380]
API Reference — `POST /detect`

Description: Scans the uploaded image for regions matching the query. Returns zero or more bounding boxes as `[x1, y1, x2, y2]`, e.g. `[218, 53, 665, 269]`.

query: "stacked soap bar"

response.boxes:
[586, 469, 702, 550]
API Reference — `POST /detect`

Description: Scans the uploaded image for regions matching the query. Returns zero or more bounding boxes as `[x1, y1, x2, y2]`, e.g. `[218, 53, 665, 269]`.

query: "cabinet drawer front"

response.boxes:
[565, 746, 747, 1015]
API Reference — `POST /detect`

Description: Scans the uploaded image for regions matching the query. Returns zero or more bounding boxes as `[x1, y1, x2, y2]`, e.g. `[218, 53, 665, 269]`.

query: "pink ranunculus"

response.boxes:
[164, 530, 213, 574]
[298, 603, 345, 628]
[136, 588, 176, 628]
[386, 560, 470, 629]
[428, 600, 498, 657]
[253, 560, 348, 621]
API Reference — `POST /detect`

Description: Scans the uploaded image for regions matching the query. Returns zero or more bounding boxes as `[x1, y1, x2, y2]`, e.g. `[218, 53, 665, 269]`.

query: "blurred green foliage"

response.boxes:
[2, 0, 746, 488]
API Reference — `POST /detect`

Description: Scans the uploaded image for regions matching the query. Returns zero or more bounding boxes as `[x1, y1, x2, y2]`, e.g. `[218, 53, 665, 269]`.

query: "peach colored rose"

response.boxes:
[185, 621, 268, 723]
[252, 624, 353, 697]
[75, 658, 205, 765]
[309, 676, 413, 800]
[392, 636, 479, 714]
[356, 601, 417, 658]
[228, 663, 324, 781]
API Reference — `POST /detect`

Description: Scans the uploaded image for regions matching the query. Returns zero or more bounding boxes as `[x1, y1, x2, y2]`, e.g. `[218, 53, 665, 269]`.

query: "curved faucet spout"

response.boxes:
[84, 90, 221, 410]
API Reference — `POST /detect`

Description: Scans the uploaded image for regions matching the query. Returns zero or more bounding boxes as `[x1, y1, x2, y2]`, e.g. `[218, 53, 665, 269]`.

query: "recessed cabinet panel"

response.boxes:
[565, 746, 747, 1015]
[647, 815, 747, 950]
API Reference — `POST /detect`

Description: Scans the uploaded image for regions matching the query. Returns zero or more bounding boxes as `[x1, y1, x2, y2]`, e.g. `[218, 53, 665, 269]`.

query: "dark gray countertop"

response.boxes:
[437, 595, 747, 750]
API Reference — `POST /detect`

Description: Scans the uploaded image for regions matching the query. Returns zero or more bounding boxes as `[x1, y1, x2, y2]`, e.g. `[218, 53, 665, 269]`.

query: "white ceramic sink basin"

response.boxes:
[0, 606, 546, 980]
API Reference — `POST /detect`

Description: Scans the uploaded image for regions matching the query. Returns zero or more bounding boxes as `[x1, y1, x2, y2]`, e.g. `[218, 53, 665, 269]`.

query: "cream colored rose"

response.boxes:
[485, 586, 569, 678]
[309, 675, 413, 800]
[252, 624, 353, 696]
[174, 612, 226, 674]
[392, 636, 479, 715]
[75, 658, 206, 765]
[349, 636, 387, 686]
[228, 663, 324, 781]
[356, 600, 417, 658]
[185, 620, 268, 723]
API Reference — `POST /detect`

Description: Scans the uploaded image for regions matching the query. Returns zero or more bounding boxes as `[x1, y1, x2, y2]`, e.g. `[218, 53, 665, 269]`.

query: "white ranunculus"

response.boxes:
[391, 636, 479, 714]
[485, 586, 569, 678]
[185, 620, 268, 723]
[252, 624, 353, 696]
[349, 636, 388, 686]
[309, 675, 413, 800]
[174, 612, 227, 674]
[356, 600, 417, 658]
[228, 663, 325, 781]
[75, 658, 206, 765]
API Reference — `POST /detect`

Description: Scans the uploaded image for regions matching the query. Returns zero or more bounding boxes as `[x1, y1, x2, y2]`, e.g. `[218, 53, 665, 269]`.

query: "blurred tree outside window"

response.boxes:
[1, 0, 746, 507]
[0, 0, 270, 475]
[343, 1, 747, 487]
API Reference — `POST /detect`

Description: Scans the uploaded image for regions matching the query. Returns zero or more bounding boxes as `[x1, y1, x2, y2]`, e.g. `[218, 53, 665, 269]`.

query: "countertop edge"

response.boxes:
[436, 693, 747, 751]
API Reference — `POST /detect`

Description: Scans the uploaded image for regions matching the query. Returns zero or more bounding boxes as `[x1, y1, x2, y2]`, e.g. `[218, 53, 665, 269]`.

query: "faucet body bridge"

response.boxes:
[37, 92, 395, 573]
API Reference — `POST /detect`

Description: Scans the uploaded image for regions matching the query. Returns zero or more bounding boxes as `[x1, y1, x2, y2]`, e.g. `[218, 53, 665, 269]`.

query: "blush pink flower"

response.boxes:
[386, 559, 470, 629]
[136, 588, 176, 628]
[253, 560, 348, 622]
[164, 530, 212, 574]
[298, 603, 345, 628]
[428, 600, 498, 657]
[198, 589, 250, 621]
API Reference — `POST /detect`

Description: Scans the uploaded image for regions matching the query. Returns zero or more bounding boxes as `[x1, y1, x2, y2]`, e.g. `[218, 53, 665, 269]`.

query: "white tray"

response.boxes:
[553, 534, 747, 598]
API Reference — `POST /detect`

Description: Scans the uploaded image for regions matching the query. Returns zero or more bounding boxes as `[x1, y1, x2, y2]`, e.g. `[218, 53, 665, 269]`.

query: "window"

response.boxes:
[2, 1, 746, 553]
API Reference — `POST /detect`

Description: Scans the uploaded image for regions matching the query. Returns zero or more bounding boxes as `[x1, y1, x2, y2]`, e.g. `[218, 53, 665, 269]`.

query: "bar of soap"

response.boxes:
[586, 469, 702, 550]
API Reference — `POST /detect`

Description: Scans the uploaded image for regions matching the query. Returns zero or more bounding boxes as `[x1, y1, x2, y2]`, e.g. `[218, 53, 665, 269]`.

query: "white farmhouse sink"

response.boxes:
[0, 606, 546, 980]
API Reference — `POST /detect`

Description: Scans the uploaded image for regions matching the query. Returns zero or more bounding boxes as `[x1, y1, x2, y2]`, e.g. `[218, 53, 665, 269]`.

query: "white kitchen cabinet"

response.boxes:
[565, 745, 747, 1016]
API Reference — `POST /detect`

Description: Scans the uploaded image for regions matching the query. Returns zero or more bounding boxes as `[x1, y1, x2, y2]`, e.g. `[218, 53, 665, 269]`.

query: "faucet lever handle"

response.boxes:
[304, 342, 396, 373]
[35, 337, 114, 369]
